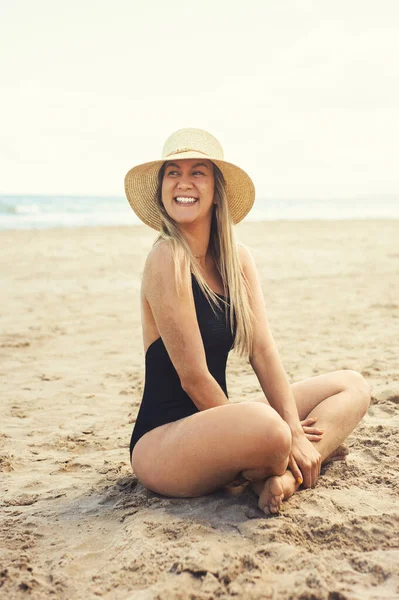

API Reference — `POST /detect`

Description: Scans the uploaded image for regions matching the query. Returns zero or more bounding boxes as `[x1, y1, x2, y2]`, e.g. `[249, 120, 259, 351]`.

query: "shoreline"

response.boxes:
[1, 215, 399, 233]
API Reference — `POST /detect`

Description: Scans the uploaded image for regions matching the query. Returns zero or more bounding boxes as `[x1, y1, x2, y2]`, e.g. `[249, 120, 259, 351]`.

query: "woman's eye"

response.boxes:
[193, 171, 205, 176]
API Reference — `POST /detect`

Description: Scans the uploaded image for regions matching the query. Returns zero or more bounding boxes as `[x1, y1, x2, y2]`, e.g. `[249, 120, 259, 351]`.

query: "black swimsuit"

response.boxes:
[129, 273, 236, 457]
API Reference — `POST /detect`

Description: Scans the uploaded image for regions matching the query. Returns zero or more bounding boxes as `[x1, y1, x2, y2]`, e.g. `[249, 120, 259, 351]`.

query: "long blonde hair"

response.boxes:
[153, 163, 255, 359]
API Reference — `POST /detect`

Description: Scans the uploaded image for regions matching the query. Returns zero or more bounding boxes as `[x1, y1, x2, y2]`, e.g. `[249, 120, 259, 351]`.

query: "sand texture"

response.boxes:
[1, 220, 399, 599]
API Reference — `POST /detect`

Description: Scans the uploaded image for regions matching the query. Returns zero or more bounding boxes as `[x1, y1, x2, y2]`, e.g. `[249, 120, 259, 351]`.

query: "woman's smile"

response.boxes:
[174, 195, 199, 205]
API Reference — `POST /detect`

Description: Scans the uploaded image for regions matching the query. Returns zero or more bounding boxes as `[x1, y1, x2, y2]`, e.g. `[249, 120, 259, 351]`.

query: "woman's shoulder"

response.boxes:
[144, 239, 174, 271]
[142, 239, 189, 300]
[236, 242, 254, 273]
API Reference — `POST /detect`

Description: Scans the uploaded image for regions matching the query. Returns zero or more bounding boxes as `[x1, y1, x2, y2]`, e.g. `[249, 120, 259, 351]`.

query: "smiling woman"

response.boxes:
[123, 128, 371, 514]
[161, 160, 214, 221]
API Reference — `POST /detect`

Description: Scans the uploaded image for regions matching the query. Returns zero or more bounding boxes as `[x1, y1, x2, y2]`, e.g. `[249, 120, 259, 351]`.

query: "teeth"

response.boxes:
[175, 197, 198, 204]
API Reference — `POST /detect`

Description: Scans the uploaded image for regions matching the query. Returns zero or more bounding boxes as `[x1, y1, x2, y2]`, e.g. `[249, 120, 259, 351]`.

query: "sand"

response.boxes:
[1, 219, 399, 599]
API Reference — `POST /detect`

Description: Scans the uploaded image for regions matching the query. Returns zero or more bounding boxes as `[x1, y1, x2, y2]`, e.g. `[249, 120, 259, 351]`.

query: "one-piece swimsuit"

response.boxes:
[129, 272, 236, 457]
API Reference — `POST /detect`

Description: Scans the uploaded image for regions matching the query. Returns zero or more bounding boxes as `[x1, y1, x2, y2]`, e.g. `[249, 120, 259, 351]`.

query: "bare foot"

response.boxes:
[323, 443, 349, 466]
[252, 471, 298, 515]
[250, 444, 349, 515]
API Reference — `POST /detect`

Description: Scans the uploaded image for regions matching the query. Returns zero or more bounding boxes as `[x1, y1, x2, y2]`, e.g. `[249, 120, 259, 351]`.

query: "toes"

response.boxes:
[258, 495, 269, 512]
[324, 444, 350, 465]
[257, 477, 285, 515]
[264, 493, 283, 515]
[273, 493, 284, 510]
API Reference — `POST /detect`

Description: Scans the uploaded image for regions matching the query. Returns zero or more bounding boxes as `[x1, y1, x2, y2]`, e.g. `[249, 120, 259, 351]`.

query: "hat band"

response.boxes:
[164, 148, 212, 158]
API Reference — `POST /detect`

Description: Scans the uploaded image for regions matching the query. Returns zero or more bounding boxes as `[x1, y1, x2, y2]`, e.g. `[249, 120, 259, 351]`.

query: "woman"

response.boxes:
[124, 128, 370, 515]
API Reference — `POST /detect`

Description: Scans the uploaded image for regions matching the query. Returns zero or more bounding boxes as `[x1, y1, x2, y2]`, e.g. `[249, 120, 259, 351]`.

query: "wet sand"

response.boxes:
[1, 220, 399, 599]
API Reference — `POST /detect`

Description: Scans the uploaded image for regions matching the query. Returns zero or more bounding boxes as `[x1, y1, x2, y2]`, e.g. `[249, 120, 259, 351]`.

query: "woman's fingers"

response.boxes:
[300, 417, 317, 426]
[303, 426, 324, 442]
[308, 457, 320, 488]
[288, 454, 303, 485]
[291, 435, 321, 488]
[302, 426, 324, 435]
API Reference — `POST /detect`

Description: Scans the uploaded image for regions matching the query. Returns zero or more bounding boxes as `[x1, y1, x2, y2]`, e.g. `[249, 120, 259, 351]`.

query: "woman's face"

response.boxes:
[161, 158, 215, 227]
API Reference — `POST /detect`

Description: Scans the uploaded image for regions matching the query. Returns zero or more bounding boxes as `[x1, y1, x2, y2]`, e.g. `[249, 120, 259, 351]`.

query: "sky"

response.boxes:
[1, 0, 399, 199]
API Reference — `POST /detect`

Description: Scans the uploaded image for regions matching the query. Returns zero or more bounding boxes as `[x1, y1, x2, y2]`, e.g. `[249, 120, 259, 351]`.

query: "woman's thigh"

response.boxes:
[253, 369, 369, 420]
[131, 401, 291, 498]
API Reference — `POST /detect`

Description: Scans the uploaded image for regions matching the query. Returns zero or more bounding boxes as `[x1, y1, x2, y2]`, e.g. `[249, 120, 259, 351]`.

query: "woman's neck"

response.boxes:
[179, 225, 211, 264]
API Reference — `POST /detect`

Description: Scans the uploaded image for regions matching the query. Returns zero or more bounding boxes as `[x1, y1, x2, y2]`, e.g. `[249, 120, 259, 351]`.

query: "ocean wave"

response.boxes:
[0, 199, 41, 215]
[15, 204, 41, 214]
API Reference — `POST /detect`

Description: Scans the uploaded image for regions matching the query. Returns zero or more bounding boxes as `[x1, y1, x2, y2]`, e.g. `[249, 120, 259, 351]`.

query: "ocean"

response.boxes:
[0, 194, 398, 230]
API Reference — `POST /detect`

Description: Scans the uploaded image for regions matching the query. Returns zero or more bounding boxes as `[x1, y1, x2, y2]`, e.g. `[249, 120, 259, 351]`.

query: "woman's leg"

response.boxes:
[131, 402, 292, 498]
[251, 369, 371, 514]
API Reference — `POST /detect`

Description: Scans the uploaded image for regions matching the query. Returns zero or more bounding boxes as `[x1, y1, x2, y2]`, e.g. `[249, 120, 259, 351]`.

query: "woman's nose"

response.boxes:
[177, 178, 193, 190]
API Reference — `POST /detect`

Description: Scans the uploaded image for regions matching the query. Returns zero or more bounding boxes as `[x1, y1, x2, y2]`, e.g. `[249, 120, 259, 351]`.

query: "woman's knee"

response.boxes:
[238, 403, 291, 481]
[342, 369, 371, 416]
[238, 402, 292, 462]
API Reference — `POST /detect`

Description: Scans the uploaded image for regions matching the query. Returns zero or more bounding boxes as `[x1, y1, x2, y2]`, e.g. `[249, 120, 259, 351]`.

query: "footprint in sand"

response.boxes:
[38, 374, 62, 381]
[55, 461, 92, 473]
[0, 334, 31, 348]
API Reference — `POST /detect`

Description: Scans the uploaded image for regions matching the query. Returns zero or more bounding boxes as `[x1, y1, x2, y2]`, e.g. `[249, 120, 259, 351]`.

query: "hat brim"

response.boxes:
[124, 152, 255, 231]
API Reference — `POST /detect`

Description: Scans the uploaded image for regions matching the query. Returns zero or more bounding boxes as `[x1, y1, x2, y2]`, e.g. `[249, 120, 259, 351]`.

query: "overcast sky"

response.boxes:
[1, 0, 398, 198]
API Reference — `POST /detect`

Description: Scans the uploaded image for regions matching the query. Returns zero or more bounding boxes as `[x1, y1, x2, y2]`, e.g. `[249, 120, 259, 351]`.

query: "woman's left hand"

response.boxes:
[300, 416, 324, 442]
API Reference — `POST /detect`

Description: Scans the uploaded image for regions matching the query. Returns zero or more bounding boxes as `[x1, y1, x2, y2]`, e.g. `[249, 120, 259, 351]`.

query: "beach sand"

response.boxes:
[1, 220, 399, 599]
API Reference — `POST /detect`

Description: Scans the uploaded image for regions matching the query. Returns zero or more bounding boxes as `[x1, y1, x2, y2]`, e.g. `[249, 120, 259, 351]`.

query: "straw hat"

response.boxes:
[124, 128, 255, 230]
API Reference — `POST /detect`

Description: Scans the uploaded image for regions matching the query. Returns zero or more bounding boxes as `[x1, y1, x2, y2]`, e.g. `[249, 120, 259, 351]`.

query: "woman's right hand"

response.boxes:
[289, 429, 322, 488]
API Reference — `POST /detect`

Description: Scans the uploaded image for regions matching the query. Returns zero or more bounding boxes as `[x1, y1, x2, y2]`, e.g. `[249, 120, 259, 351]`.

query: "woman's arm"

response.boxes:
[237, 244, 302, 431]
[238, 244, 321, 487]
[144, 241, 229, 411]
